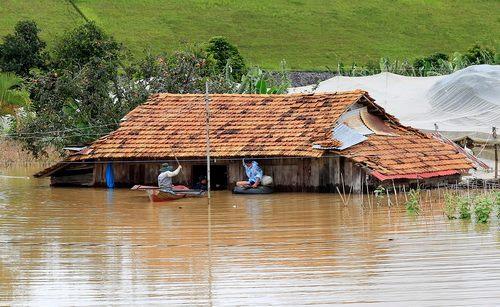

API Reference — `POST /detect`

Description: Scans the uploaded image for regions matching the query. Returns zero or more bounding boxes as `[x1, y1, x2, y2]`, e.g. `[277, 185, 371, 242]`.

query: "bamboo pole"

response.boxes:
[361, 176, 364, 206]
[336, 186, 346, 205]
[392, 179, 399, 206]
[205, 82, 212, 199]
[340, 172, 346, 201]
[493, 127, 497, 179]
[365, 177, 371, 208]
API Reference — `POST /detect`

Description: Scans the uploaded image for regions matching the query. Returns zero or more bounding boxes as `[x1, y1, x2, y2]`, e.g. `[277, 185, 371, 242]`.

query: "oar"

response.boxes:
[170, 146, 187, 183]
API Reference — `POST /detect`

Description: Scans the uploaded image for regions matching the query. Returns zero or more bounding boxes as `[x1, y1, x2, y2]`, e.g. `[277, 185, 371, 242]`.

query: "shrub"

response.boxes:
[0, 20, 46, 76]
[405, 189, 421, 215]
[457, 195, 471, 220]
[474, 195, 493, 224]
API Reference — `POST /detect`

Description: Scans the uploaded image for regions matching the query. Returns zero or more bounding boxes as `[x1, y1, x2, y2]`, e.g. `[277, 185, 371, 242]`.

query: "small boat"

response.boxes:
[232, 186, 274, 194]
[131, 185, 206, 202]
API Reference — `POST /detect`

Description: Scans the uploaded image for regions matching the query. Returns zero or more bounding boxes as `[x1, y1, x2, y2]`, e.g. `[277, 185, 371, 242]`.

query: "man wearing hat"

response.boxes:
[158, 163, 182, 191]
[236, 158, 263, 188]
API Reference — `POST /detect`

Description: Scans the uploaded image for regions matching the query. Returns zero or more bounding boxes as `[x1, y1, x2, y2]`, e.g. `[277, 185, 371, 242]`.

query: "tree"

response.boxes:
[135, 46, 235, 94]
[0, 72, 30, 116]
[206, 36, 246, 80]
[51, 21, 122, 70]
[0, 20, 46, 76]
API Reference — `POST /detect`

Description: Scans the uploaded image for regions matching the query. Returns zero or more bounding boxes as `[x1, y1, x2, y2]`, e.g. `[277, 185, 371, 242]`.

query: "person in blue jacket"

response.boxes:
[236, 158, 263, 188]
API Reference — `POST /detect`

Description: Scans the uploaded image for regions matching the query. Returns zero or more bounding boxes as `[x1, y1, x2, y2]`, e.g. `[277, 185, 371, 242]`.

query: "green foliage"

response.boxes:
[239, 60, 290, 94]
[405, 189, 421, 215]
[457, 195, 471, 220]
[413, 53, 449, 73]
[206, 37, 246, 80]
[0, 72, 30, 116]
[474, 195, 493, 224]
[15, 58, 149, 155]
[134, 46, 234, 94]
[0, 20, 46, 76]
[465, 44, 496, 65]
[51, 22, 122, 70]
[443, 192, 457, 220]
[494, 192, 500, 218]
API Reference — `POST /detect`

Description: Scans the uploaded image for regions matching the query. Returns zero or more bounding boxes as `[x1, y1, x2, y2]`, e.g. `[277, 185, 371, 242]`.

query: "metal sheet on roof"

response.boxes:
[338, 107, 374, 136]
[332, 123, 367, 150]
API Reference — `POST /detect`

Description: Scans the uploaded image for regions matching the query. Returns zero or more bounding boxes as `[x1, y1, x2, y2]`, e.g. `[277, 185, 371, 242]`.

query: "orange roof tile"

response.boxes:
[339, 131, 473, 180]
[70, 91, 367, 160]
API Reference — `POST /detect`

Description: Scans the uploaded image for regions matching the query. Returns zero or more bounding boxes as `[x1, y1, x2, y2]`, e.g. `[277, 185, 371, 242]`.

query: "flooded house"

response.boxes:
[35, 91, 474, 192]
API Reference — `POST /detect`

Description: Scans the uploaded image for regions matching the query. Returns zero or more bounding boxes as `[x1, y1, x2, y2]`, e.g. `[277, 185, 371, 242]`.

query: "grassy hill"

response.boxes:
[1, 0, 498, 70]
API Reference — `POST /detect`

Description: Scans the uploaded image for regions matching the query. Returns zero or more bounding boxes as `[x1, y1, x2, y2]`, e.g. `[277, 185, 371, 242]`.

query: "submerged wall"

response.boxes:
[49, 157, 461, 193]
[49, 157, 367, 192]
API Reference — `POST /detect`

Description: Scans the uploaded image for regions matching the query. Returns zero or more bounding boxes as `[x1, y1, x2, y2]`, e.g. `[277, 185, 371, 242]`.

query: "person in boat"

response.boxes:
[236, 158, 263, 188]
[158, 163, 182, 191]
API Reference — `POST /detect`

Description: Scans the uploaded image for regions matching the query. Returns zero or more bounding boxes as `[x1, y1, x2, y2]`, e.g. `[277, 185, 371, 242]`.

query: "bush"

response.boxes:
[474, 195, 493, 224]
[457, 195, 471, 220]
[0, 20, 46, 76]
[206, 36, 246, 80]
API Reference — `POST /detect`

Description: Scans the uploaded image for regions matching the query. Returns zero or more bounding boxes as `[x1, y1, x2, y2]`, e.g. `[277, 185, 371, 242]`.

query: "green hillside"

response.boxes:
[0, 0, 498, 70]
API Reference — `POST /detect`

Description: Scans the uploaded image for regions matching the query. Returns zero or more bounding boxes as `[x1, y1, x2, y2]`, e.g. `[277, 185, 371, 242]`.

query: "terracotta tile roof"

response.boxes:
[34, 91, 474, 180]
[70, 91, 367, 160]
[338, 125, 473, 180]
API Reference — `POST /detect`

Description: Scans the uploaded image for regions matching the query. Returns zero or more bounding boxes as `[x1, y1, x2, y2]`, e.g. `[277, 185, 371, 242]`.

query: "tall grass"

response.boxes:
[0, 138, 59, 166]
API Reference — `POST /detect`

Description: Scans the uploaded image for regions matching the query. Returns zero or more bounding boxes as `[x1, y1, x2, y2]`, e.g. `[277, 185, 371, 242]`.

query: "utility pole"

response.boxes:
[205, 82, 212, 198]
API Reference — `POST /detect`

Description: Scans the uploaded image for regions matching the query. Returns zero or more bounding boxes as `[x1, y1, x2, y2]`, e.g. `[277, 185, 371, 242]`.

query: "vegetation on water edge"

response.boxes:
[443, 191, 500, 224]
[0, 0, 498, 70]
[405, 189, 421, 215]
[444, 192, 472, 220]
[474, 196, 494, 224]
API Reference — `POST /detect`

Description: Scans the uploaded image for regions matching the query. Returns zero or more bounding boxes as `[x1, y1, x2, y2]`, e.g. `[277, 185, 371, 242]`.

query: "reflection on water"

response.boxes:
[1, 165, 499, 305]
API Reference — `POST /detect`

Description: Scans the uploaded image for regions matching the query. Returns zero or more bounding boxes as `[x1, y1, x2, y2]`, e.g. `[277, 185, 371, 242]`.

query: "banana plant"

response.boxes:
[0, 72, 30, 116]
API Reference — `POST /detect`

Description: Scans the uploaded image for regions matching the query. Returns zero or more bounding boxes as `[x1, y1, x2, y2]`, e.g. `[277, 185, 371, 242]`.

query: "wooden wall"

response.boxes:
[227, 157, 365, 192]
[50, 157, 459, 193]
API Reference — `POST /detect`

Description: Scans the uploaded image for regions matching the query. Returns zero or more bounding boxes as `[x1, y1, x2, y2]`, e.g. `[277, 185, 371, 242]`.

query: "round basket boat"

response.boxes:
[232, 186, 274, 194]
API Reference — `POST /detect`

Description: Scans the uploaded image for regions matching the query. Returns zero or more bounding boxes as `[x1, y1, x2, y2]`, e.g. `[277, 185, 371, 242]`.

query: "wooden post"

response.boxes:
[493, 127, 497, 179]
[205, 82, 212, 199]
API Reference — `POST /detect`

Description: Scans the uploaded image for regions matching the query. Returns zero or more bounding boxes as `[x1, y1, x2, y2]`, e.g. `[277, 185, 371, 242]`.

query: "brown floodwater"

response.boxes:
[1, 165, 499, 305]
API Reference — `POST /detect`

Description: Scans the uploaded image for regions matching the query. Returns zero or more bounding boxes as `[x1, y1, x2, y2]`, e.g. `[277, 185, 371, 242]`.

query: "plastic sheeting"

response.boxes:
[289, 65, 500, 142]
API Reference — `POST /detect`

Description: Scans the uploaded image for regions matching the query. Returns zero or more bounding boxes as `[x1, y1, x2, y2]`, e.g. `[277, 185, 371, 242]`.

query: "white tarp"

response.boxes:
[289, 65, 500, 138]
